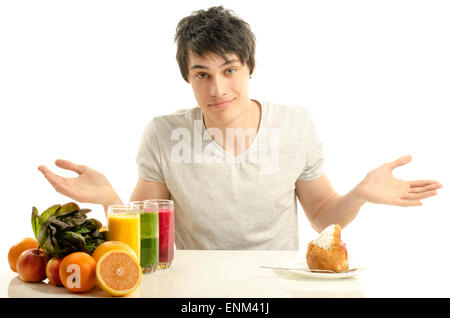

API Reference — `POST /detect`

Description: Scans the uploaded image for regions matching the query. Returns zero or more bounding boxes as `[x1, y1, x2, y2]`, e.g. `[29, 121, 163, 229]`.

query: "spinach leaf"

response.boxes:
[31, 202, 106, 258]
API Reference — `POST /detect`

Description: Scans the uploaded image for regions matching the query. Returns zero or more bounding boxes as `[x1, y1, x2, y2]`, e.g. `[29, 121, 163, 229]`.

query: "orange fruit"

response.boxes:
[59, 252, 97, 293]
[92, 241, 137, 263]
[8, 238, 39, 272]
[96, 250, 142, 296]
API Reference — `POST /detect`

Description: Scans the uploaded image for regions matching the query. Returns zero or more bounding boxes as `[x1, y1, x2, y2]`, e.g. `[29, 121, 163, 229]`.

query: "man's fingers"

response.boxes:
[409, 180, 442, 188]
[55, 159, 86, 175]
[39, 167, 63, 185]
[37, 165, 52, 175]
[390, 155, 412, 170]
[38, 163, 83, 202]
[38, 165, 62, 182]
[402, 190, 438, 201]
[409, 182, 443, 193]
[38, 165, 68, 190]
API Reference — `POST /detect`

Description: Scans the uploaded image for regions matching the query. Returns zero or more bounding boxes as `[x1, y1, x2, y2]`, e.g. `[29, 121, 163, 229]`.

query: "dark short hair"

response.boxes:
[174, 6, 256, 82]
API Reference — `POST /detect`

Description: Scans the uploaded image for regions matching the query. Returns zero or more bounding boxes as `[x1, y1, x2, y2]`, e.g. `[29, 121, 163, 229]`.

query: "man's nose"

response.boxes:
[209, 77, 226, 97]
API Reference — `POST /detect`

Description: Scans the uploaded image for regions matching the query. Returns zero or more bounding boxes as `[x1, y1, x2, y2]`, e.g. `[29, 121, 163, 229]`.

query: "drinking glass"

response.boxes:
[129, 201, 159, 274]
[107, 205, 141, 263]
[144, 199, 174, 269]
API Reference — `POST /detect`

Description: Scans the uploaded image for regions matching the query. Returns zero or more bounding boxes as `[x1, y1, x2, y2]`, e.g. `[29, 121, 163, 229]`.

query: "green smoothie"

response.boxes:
[140, 211, 159, 273]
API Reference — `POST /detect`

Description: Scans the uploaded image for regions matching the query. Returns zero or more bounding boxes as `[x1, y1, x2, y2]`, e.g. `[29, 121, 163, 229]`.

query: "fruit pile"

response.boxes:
[8, 203, 143, 297]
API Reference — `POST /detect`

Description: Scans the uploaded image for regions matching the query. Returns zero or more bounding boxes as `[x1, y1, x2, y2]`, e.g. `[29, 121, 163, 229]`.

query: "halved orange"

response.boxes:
[96, 250, 142, 297]
[92, 241, 137, 263]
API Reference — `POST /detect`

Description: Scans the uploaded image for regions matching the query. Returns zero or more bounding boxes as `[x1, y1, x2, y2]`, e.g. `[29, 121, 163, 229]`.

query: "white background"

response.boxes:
[1, 0, 449, 296]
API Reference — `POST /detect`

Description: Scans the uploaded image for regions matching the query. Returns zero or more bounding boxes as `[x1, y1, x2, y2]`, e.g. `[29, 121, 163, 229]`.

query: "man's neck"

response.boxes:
[203, 99, 262, 156]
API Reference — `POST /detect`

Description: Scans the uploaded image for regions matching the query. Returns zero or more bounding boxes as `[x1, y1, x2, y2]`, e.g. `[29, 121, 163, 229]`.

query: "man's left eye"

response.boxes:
[226, 69, 236, 74]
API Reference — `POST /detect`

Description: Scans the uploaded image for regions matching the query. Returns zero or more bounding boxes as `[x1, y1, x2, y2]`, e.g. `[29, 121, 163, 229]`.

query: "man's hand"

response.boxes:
[356, 155, 442, 207]
[38, 159, 121, 207]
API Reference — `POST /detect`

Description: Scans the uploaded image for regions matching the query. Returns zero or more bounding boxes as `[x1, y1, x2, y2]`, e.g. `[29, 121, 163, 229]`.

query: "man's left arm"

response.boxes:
[296, 155, 443, 233]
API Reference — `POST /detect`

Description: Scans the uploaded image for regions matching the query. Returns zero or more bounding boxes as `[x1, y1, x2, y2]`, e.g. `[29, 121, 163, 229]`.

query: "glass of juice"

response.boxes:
[144, 199, 174, 269]
[107, 205, 140, 263]
[129, 201, 159, 274]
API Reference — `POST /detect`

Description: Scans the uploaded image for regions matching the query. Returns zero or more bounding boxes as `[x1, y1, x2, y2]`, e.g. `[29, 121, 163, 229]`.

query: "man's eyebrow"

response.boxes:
[190, 59, 241, 70]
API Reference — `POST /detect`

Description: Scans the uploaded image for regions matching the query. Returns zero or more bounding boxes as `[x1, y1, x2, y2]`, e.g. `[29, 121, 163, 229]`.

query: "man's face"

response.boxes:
[187, 52, 251, 127]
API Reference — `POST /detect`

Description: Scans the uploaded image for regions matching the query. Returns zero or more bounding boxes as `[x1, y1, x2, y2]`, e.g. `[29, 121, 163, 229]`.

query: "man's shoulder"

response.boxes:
[266, 100, 310, 113]
[263, 101, 313, 125]
[146, 107, 200, 132]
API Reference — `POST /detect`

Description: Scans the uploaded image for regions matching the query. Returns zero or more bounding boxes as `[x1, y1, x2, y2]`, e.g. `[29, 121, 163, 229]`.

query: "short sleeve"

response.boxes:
[298, 111, 324, 181]
[135, 119, 165, 183]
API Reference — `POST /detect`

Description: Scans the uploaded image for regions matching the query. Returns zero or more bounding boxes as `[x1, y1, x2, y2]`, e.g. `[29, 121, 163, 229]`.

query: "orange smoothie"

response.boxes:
[107, 214, 141, 262]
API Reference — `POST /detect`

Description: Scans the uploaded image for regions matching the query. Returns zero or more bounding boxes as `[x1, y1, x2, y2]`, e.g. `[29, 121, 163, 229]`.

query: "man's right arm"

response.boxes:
[37, 160, 170, 216]
[103, 177, 170, 216]
[130, 177, 170, 201]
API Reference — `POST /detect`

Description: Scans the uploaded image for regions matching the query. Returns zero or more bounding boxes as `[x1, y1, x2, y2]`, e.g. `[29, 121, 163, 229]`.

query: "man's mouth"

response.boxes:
[209, 98, 235, 108]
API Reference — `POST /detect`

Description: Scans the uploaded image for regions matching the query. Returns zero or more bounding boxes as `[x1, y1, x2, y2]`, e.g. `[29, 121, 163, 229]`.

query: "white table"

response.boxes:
[3, 250, 368, 298]
[5, 249, 450, 298]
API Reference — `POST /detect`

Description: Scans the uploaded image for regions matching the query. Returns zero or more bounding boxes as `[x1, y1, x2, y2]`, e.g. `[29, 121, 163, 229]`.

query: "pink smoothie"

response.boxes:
[158, 208, 174, 264]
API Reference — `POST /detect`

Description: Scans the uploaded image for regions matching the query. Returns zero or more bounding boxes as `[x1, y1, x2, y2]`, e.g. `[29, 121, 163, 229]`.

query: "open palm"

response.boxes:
[38, 159, 118, 205]
[357, 155, 442, 207]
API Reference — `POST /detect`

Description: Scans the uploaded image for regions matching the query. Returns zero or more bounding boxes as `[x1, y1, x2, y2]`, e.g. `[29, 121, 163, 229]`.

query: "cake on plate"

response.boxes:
[306, 224, 349, 273]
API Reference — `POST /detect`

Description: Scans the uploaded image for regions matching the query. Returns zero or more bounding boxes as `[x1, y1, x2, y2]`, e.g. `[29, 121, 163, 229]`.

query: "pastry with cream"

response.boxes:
[306, 224, 349, 273]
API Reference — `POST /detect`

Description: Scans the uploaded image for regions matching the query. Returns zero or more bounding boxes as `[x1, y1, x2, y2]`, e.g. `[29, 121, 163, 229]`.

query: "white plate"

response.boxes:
[281, 259, 367, 279]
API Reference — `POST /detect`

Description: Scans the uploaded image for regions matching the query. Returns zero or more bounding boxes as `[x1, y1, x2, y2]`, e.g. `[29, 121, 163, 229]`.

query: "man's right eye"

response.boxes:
[196, 73, 208, 79]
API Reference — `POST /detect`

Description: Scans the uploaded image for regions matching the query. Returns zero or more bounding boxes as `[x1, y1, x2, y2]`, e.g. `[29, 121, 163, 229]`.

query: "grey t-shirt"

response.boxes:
[136, 101, 324, 250]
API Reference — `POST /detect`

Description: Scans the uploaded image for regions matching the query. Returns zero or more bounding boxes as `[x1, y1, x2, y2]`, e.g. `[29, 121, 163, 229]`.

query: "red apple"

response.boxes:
[46, 257, 63, 286]
[16, 248, 48, 282]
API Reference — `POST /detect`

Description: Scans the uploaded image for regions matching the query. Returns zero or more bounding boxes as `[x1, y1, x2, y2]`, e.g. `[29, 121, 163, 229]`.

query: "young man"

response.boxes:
[38, 6, 442, 250]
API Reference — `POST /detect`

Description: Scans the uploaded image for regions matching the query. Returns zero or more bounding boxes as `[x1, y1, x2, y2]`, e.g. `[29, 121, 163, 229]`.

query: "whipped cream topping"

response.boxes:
[313, 224, 337, 250]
